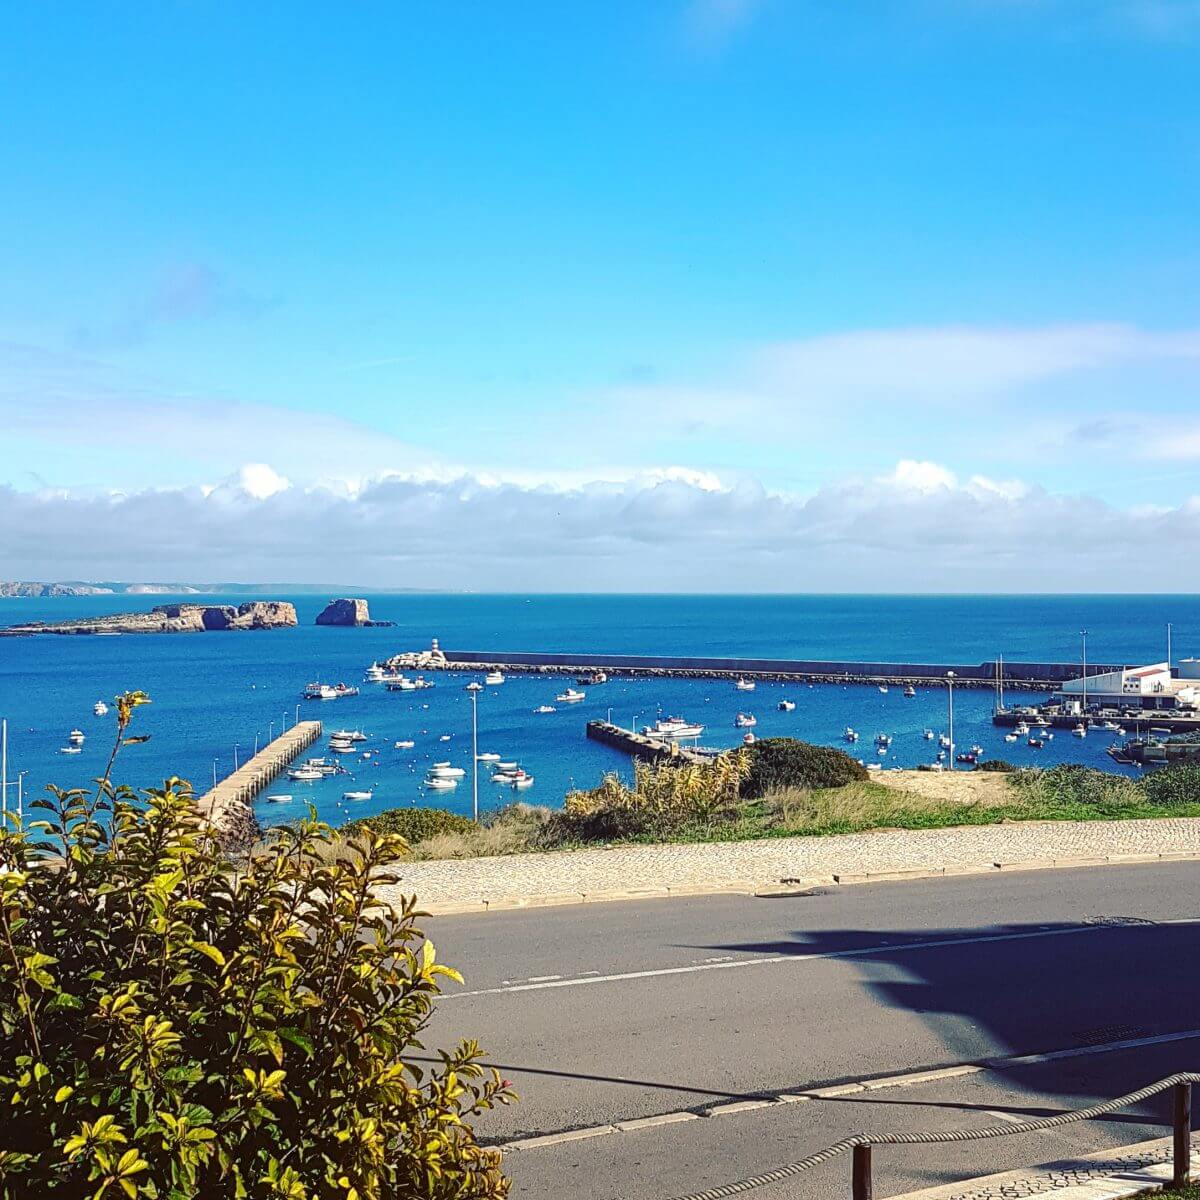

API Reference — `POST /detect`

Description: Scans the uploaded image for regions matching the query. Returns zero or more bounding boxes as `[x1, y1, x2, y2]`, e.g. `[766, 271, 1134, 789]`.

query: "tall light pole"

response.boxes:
[1081, 629, 1088, 714]
[212, 758, 219, 789]
[470, 687, 479, 823]
[294, 704, 301, 728]
[1, 718, 7, 821]
[233, 743, 241, 772]
[1168, 623, 1173, 670]
[946, 672, 956, 770]
[269, 720, 275, 743]
[16, 771, 25, 824]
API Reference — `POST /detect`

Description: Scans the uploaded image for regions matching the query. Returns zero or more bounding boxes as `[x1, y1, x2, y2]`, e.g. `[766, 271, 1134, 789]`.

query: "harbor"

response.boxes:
[586, 719, 712, 765]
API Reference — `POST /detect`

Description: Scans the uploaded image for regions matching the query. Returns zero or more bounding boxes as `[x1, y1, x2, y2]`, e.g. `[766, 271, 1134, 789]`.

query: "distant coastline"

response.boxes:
[0, 581, 448, 598]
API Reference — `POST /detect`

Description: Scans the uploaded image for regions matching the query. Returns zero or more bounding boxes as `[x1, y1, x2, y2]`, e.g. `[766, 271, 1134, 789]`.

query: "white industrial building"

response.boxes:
[1059, 659, 1200, 713]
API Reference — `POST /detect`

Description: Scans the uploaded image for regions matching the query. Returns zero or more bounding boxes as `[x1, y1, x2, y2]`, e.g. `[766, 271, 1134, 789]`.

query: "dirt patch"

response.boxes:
[872, 769, 1013, 807]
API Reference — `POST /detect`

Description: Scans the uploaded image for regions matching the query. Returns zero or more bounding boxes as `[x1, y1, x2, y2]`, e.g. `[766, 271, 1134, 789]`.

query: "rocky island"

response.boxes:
[314, 598, 393, 627]
[0, 601, 298, 637]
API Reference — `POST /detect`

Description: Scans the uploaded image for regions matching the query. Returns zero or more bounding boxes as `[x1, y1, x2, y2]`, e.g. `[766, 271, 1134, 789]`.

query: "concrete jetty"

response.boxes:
[587, 720, 711, 764]
[196, 720, 322, 844]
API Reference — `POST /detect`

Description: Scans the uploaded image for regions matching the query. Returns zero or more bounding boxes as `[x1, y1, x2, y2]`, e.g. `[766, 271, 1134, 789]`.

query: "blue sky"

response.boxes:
[2, 1, 1199, 588]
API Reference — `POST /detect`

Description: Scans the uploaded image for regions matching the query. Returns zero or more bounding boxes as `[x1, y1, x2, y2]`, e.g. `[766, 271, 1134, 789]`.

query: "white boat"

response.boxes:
[465, 681, 484, 692]
[534, 705, 557, 714]
[556, 689, 586, 703]
[412, 676, 434, 689]
[429, 765, 465, 779]
[643, 716, 705, 740]
[923, 728, 935, 740]
[426, 776, 458, 791]
[1014, 721, 1030, 735]
[303, 682, 339, 701]
[439, 734, 451, 742]
[878, 685, 889, 694]
[734, 713, 757, 728]
[365, 664, 386, 682]
[328, 739, 355, 753]
[511, 774, 535, 790]
[477, 752, 501, 762]
[387, 679, 418, 691]
[875, 733, 892, 747]
[735, 678, 756, 692]
[93, 701, 108, 716]
[288, 768, 322, 781]
[866, 762, 882, 771]
[778, 700, 796, 712]
[904, 686, 916, 698]
[485, 671, 505, 686]
[742, 731, 757, 745]
[395, 740, 415, 749]
[332, 729, 367, 743]
[1004, 733, 1019, 743]
[1072, 723, 1088, 737]
[68, 729, 85, 744]
[343, 790, 373, 801]
[844, 727, 859, 742]
[266, 794, 293, 804]
[939, 733, 952, 748]
[1102, 720, 1122, 732]
[494, 760, 519, 771]
[59, 745, 81, 754]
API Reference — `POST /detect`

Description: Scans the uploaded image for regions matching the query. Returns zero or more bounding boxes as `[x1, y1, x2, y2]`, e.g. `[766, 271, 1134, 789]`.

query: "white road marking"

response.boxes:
[449, 921, 1199, 1000]
[501, 1025, 1200, 1151]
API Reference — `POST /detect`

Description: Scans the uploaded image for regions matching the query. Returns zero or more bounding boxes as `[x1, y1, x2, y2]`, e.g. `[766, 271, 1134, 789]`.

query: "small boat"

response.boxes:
[939, 733, 952, 748]
[511, 774, 535, 789]
[556, 689, 586, 703]
[426, 776, 458, 791]
[735, 678, 756, 692]
[59, 745, 82, 755]
[439, 734, 452, 742]
[577, 671, 608, 686]
[266, 794, 293, 804]
[923, 729, 935, 740]
[970, 744, 984, 756]
[304, 682, 339, 700]
[878, 685, 889, 694]
[875, 733, 892, 748]
[1028, 737, 1045, 749]
[1014, 722, 1030, 736]
[477, 752, 501, 762]
[1004, 733, 1019, 743]
[734, 713, 757, 728]
[412, 676, 435, 689]
[1072, 724, 1088, 738]
[332, 730, 367, 743]
[387, 678, 418, 691]
[1102, 720, 1122, 732]
[956, 752, 978, 765]
[534, 705, 557, 714]
[1033, 717, 1051, 728]
[365, 664, 386, 682]
[844, 727, 859, 742]
[332, 684, 359, 698]
[644, 716, 705, 740]
[343, 790, 373, 801]
[903, 686, 916, 698]
[494, 760, 518, 771]
[288, 768, 322, 781]
[429, 765, 465, 778]
[778, 700, 796, 712]
[68, 729, 85, 744]
[485, 671, 505, 686]
[394, 740, 415, 749]
[93, 700, 108, 716]
[866, 762, 882, 772]
[465, 681, 484, 692]
[742, 731, 757, 745]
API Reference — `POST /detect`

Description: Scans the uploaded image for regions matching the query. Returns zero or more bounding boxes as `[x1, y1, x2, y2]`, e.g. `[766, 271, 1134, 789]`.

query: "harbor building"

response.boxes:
[1058, 659, 1200, 714]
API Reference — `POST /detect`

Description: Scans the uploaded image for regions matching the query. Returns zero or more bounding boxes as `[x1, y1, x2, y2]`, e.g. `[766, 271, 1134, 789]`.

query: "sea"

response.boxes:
[0, 594, 1193, 829]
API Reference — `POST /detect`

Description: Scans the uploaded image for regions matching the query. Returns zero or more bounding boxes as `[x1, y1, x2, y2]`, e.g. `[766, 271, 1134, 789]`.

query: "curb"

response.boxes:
[418, 850, 1200, 916]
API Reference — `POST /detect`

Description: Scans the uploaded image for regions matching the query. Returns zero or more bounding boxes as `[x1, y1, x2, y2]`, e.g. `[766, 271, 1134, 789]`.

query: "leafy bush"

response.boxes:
[974, 759, 1015, 773]
[1142, 763, 1200, 807]
[0, 694, 510, 1199]
[342, 804, 476, 843]
[1011, 763, 1144, 808]
[741, 739, 868, 797]
[553, 753, 750, 842]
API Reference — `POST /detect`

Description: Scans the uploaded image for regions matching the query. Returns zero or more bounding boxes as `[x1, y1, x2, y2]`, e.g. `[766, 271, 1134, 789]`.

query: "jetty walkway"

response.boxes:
[197, 720, 322, 840]
[585, 720, 710, 764]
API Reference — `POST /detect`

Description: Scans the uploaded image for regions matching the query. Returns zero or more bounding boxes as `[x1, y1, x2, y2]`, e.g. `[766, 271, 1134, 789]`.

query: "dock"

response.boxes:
[586, 720, 712, 765]
[197, 720, 322, 842]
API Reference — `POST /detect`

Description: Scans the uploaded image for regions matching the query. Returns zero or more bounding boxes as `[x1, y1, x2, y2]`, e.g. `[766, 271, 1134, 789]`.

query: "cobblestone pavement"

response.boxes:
[373, 817, 1200, 911]
[891, 1137, 1197, 1200]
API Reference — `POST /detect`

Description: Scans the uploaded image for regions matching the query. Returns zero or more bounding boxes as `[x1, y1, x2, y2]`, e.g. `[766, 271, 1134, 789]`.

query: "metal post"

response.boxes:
[852, 1144, 873, 1200]
[946, 672, 956, 770]
[471, 688, 479, 824]
[1, 717, 7, 821]
[1174, 1082, 1192, 1186]
[234, 744, 240, 771]
[16, 772, 24, 823]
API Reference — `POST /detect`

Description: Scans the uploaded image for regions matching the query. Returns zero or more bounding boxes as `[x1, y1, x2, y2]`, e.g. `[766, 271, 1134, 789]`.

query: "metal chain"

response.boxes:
[666, 1072, 1200, 1200]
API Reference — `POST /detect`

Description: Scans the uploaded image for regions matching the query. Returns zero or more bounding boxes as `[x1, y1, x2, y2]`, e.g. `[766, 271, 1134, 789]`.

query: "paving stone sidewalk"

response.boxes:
[373, 817, 1200, 913]
[888, 1136, 1197, 1200]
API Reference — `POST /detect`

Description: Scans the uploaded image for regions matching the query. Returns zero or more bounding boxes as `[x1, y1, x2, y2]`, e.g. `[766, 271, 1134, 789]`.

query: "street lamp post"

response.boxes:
[16, 771, 25, 823]
[470, 687, 479, 823]
[234, 744, 241, 772]
[1081, 629, 1089, 716]
[294, 704, 301, 728]
[269, 721, 275, 743]
[212, 759, 218, 789]
[946, 672, 956, 770]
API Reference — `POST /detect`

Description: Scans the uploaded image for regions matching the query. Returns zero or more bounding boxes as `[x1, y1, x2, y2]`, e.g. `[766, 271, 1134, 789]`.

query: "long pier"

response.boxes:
[586, 720, 711, 764]
[197, 721, 322, 840]
[389, 647, 1124, 690]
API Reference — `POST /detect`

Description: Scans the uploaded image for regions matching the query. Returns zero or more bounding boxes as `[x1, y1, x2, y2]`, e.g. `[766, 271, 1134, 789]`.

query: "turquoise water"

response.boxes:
[0, 594, 1194, 827]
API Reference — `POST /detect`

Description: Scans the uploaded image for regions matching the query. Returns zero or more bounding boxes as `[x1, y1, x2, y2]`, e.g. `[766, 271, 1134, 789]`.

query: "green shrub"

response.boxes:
[0, 694, 510, 1199]
[1142, 763, 1200, 807]
[741, 739, 868, 797]
[1011, 763, 1144, 808]
[343, 805, 476, 842]
[974, 759, 1015, 772]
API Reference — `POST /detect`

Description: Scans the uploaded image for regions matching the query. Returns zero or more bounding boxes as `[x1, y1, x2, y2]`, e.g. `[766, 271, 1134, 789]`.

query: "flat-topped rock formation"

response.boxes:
[314, 597, 393, 627]
[1, 601, 298, 637]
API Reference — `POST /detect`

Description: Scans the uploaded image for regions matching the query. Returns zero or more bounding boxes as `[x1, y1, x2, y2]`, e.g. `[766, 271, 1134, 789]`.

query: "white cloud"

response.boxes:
[3, 461, 1199, 592]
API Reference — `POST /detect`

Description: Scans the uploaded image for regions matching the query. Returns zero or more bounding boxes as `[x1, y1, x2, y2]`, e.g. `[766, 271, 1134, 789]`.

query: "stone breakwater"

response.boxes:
[0, 600, 298, 637]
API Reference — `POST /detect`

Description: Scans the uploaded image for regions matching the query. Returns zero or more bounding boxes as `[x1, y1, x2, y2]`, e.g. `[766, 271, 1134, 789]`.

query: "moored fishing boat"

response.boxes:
[778, 700, 796, 712]
[734, 712, 757, 728]
[556, 688, 585, 703]
[93, 700, 108, 716]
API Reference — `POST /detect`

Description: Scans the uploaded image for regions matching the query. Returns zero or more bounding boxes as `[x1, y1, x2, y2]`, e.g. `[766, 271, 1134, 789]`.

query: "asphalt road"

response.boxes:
[420, 863, 1200, 1199]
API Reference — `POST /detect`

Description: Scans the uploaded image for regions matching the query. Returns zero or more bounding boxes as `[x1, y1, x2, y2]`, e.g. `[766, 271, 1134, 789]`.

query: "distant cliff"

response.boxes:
[0, 581, 205, 597]
[0, 601, 298, 636]
[314, 598, 394, 627]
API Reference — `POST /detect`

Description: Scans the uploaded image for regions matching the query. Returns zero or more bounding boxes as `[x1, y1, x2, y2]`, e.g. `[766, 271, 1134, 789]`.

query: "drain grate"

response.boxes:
[1071, 1024, 1148, 1046]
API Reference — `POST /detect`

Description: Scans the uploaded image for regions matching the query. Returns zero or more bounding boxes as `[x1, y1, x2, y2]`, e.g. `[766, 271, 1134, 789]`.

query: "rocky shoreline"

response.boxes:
[0, 601, 298, 637]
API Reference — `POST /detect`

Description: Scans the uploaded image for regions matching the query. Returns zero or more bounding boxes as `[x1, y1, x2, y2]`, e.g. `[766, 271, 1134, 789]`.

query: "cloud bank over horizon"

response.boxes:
[4, 459, 1198, 593]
